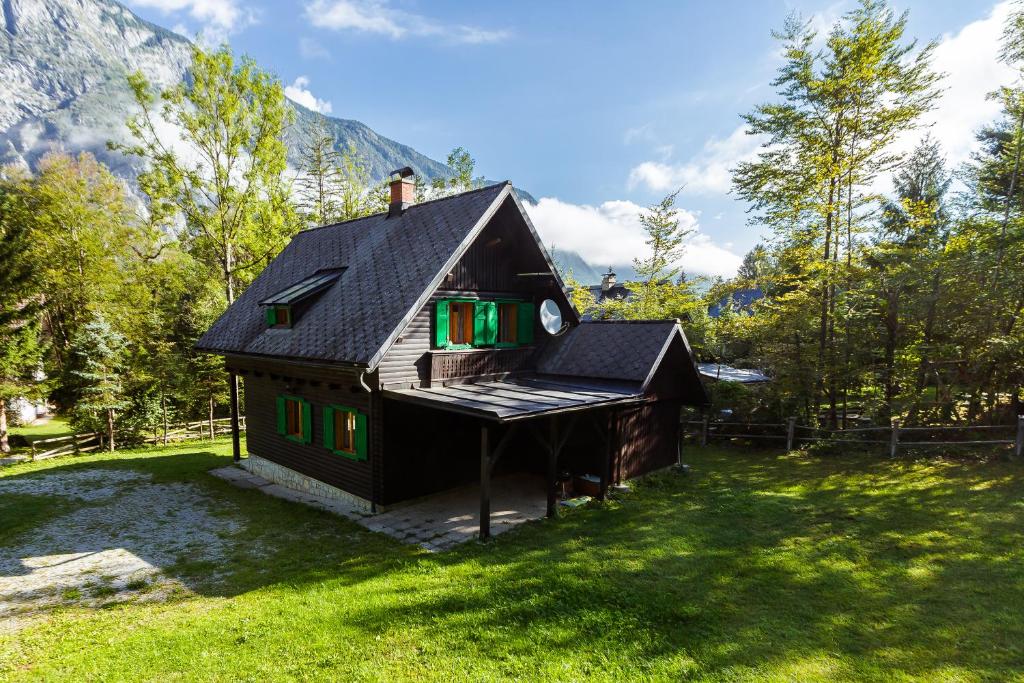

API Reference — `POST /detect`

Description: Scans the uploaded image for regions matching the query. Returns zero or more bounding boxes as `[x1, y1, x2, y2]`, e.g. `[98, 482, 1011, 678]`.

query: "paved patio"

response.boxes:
[210, 466, 546, 551]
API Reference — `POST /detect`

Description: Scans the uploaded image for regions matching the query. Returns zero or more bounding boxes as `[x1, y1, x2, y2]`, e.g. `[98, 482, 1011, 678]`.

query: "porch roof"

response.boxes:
[381, 376, 644, 423]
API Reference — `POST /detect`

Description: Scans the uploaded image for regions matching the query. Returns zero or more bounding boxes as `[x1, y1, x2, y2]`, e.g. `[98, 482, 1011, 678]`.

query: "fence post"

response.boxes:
[701, 416, 710, 447]
[890, 418, 900, 458]
[786, 416, 796, 451]
[1016, 416, 1024, 458]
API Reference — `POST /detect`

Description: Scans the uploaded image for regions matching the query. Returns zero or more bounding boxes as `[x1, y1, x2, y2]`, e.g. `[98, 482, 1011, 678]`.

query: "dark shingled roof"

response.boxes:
[196, 182, 511, 367]
[384, 377, 644, 423]
[535, 320, 686, 387]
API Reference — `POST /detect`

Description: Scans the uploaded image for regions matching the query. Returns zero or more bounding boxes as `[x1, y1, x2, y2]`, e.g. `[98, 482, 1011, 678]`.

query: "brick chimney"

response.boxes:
[601, 268, 617, 293]
[388, 166, 415, 217]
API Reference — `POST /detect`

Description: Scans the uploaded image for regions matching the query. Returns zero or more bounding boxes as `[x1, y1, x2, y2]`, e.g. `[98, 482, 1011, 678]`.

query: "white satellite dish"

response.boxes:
[539, 299, 563, 335]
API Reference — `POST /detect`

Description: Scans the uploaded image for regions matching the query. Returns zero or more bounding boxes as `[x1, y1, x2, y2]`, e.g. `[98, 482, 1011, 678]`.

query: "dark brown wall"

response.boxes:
[613, 400, 682, 482]
[377, 199, 573, 390]
[232, 357, 377, 502]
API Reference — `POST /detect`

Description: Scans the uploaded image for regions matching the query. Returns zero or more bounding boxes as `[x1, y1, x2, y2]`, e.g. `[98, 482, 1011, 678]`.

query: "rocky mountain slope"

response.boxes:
[0, 0, 449, 181]
[0, 0, 599, 280]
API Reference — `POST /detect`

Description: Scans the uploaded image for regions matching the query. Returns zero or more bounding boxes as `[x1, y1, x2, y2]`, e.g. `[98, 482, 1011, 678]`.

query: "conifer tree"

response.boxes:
[69, 314, 126, 452]
[296, 116, 344, 227]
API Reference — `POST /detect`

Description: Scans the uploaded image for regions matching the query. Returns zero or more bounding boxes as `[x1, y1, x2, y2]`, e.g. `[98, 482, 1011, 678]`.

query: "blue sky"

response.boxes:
[127, 0, 1011, 278]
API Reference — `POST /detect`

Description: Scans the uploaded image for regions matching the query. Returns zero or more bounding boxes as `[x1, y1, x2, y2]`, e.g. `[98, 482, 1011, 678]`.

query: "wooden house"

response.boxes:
[197, 170, 709, 539]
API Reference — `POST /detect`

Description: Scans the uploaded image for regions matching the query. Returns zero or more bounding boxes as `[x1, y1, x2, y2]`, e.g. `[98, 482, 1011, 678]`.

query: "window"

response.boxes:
[285, 398, 302, 437]
[265, 305, 292, 328]
[435, 299, 535, 349]
[274, 306, 290, 327]
[323, 405, 367, 460]
[333, 409, 356, 453]
[448, 301, 475, 345]
[276, 395, 311, 443]
[497, 303, 518, 345]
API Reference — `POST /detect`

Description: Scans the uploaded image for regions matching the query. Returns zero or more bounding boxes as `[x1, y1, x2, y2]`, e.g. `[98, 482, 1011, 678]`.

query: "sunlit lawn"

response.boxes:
[8, 417, 73, 444]
[1, 439, 1022, 681]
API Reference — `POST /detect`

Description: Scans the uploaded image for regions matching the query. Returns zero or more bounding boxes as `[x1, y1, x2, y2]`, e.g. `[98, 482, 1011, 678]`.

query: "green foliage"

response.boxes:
[115, 43, 298, 304]
[430, 147, 484, 197]
[294, 117, 378, 226]
[559, 268, 597, 318]
[68, 313, 127, 449]
[601, 190, 704, 323]
[295, 116, 344, 227]
[730, 0, 942, 424]
[0, 168, 47, 452]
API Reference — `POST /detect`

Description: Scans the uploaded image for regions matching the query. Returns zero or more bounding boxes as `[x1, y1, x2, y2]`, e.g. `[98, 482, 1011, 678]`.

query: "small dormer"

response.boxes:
[259, 268, 345, 329]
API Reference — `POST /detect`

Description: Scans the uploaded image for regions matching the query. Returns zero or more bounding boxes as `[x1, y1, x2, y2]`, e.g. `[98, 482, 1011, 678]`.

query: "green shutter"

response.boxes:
[474, 301, 497, 346]
[355, 411, 368, 460]
[435, 300, 450, 348]
[518, 302, 535, 344]
[301, 400, 312, 444]
[266, 307, 277, 326]
[275, 395, 286, 434]
[323, 406, 334, 450]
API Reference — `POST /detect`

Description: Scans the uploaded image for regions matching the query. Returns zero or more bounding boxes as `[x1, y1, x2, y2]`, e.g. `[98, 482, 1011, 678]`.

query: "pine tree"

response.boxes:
[613, 189, 700, 321]
[296, 117, 344, 227]
[69, 315, 126, 452]
[337, 144, 374, 220]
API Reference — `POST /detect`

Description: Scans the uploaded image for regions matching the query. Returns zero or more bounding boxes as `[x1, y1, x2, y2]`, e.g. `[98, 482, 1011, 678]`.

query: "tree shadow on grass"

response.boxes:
[0, 449, 414, 617]
[4, 446, 1024, 679]
[300, 448, 1024, 679]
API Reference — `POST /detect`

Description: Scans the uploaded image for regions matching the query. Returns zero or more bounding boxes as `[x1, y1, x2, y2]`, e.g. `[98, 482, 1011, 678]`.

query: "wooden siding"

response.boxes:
[377, 201, 571, 390]
[429, 347, 535, 383]
[231, 357, 377, 502]
[612, 400, 682, 482]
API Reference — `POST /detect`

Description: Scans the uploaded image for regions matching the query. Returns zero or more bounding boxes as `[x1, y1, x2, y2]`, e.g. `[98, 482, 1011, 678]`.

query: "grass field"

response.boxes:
[8, 417, 73, 444]
[1, 440, 1022, 681]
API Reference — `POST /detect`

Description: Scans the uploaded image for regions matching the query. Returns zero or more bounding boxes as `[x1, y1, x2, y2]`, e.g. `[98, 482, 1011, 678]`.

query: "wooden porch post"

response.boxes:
[599, 410, 613, 501]
[480, 425, 491, 541]
[547, 415, 559, 518]
[228, 371, 241, 463]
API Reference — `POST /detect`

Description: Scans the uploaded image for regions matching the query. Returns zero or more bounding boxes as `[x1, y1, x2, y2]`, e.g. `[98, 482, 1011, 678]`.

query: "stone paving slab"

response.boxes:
[210, 465, 547, 552]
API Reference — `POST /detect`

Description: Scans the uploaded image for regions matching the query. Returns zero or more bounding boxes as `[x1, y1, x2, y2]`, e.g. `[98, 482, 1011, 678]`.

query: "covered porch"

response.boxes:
[383, 376, 645, 541]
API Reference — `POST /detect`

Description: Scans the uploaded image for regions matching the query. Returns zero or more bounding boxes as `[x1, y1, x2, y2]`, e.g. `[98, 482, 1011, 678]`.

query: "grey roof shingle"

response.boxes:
[535, 320, 682, 385]
[196, 182, 510, 366]
[383, 376, 643, 423]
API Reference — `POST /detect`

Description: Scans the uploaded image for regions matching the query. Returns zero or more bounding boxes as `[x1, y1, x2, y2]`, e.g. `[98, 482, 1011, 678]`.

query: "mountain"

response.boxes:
[0, 0, 450, 183]
[549, 248, 603, 284]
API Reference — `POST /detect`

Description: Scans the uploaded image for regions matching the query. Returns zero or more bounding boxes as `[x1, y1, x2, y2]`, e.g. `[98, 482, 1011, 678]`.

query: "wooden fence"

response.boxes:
[685, 415, 1024, 457]
[28, 416, 246, 462]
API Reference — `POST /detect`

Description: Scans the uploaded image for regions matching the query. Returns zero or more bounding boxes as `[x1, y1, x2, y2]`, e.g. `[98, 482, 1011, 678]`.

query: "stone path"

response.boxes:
[0, 468, 239, 625]
[210, 465, 546, 552]
[210, 465, 369, 521]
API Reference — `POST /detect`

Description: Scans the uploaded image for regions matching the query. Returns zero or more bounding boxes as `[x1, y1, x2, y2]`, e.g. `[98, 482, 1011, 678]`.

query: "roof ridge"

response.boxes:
[293, 181, 511, 237]
[581, 319, 680, 325]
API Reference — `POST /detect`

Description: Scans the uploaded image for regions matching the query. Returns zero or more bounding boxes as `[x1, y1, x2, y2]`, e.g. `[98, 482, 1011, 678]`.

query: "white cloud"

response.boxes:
[128, 0, 256, 43]
[627, 125, 764, 195]
[304, 0, 509, 44]
[299, 37, 331, 59]
[917, 1, 1016, 168]
[284, 76, 333, 114]
[524, 197, 742, 278]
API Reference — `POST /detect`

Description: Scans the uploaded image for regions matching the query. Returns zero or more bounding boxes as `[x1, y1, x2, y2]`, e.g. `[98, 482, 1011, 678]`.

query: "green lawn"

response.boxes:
[8, 416, 73, 444]
[1, 440, 1023, 681]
